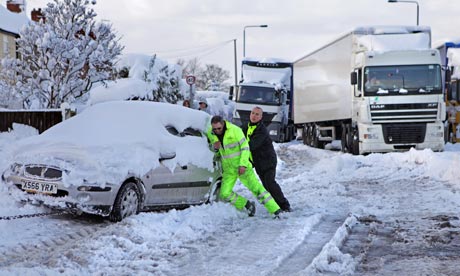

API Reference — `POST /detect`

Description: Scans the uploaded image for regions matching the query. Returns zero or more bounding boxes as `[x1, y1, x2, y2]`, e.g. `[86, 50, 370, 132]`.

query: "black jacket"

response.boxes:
[242, 122, 277, 173]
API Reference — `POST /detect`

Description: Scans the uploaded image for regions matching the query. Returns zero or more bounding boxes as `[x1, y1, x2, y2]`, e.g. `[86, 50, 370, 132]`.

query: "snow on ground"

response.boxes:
[1, 123, 460, 275]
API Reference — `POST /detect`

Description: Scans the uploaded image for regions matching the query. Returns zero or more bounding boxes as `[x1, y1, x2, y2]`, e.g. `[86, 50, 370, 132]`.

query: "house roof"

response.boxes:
[0, 4, 29, 36]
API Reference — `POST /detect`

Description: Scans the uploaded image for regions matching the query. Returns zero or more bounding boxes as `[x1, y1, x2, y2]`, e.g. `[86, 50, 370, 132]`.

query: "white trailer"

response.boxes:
[436, 42, 460, 143]
[293, 26, 445, 154]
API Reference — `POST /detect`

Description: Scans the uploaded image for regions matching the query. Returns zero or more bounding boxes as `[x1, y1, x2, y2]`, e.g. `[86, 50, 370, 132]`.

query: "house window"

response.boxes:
[3, 36, 10, 56]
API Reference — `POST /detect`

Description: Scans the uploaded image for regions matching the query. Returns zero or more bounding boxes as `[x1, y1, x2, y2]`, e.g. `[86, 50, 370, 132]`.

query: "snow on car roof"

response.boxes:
[8, 101, 214, 186]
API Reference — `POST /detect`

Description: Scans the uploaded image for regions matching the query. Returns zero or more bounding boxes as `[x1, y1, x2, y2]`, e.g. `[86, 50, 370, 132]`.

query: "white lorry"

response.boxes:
[293, 26, 445, 154]
[436, 42, 460, 143]
[231, 58, 296, 142]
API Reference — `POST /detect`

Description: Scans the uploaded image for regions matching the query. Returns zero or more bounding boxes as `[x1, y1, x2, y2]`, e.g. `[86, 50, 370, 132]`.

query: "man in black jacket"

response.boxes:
[242, 106, 291, 212]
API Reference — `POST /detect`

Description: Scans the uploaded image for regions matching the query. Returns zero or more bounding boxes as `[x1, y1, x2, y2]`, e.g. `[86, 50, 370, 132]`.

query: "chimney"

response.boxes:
[31, 8, 45, 22]
[6, 0, 23, 13]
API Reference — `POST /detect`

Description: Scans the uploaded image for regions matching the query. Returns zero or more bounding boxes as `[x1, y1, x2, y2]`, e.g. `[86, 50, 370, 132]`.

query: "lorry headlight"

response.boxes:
[430, 132, 444, 138]
[363, 133, 379, 139]
[269, 130, 278, 136]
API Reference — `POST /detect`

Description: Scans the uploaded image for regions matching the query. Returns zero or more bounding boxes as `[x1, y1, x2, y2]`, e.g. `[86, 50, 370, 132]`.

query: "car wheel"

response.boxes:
[208, 180, 221, 204]
[109, 182, 140, 222]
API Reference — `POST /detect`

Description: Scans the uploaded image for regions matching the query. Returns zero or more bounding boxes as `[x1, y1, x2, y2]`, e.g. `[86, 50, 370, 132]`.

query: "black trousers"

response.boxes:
[256, 167, 290, 210]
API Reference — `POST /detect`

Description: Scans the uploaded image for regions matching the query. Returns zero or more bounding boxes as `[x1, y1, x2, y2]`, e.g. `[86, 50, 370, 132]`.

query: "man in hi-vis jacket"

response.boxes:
[207, 115, 281, 217]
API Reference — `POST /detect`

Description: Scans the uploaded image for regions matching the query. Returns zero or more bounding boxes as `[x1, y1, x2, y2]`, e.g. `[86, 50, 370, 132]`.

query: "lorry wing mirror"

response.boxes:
[229, 86, 234, 100]
[446, 68, 451, 84]
[350, 72, 358, 85]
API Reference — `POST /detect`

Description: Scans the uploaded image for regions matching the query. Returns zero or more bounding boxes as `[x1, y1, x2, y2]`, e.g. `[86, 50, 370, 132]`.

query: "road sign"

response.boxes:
[186, 75, 196, 85]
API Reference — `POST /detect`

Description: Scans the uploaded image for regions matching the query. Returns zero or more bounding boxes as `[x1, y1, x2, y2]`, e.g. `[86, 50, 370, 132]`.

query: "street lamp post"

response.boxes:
[388, 0, 419, 26]
[243, 24, 268, 57]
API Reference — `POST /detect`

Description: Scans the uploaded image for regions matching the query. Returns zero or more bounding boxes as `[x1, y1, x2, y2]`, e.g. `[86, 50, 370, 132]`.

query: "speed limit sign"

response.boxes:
[186, 75, 196, 85]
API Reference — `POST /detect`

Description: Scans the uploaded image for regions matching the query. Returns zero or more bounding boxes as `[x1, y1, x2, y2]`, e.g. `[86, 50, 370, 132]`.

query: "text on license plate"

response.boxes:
[21, 181, 58, 194]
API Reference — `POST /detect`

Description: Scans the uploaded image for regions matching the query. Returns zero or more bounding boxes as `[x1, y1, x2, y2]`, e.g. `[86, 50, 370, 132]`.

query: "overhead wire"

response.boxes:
[153, 39, 234, 62]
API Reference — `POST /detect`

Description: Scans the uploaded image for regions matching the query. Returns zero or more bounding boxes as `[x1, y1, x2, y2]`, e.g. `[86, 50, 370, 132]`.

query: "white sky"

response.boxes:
[12, 0, 460, 83]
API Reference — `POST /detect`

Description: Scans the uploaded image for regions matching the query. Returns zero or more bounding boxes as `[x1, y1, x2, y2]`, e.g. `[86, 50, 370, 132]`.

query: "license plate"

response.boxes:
[21, 180, 58, 194]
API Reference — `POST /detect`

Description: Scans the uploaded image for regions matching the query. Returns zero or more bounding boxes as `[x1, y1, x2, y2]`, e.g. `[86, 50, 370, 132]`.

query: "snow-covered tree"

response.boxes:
[180, 57, 202, 79]
[0, 0, 123, 109]
[178, 58, 230, 91]
[199, 64, 230, 90]
[127, 55, 183, 103]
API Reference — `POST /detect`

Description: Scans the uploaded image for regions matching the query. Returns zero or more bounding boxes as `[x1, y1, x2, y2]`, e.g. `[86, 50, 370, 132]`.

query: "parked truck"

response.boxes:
[293, 26, 445, 154]
[436, 42, 460, 143]
[230, 58, 296, 142]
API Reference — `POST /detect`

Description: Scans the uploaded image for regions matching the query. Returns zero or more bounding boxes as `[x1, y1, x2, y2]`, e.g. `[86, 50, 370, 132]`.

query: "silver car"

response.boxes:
[2, 101, 221, 221]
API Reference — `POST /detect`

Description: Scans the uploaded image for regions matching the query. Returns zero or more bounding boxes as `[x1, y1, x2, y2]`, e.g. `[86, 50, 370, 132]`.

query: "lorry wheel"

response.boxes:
[302, 125, 308, 145]
[351, 127, 360, 155]
[341, 124, 353, 153]
[284, 127, 291, 142]
[306, 125, 313, 146]
[341, 124, 349, 153]
[312, 125, 318, 148]
[312, 125, 324, 149]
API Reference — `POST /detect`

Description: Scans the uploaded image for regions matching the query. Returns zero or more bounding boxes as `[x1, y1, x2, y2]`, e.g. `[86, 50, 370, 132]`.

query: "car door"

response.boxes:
[142, 126, 215, 207]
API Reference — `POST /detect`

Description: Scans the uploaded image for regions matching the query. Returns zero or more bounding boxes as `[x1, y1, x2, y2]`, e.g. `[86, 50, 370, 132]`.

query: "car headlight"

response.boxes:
[78, 180, 111, 192]
[11, 163, 23, 174]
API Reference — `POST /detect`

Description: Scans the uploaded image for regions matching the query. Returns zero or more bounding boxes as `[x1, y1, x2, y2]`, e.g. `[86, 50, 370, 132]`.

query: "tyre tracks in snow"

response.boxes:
[166, 211, 354, 276]
[0, 214, 111, 270]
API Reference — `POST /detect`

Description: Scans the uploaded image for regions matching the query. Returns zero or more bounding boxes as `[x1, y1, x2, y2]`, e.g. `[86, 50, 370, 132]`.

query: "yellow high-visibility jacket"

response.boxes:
[207, 121, 252, 171]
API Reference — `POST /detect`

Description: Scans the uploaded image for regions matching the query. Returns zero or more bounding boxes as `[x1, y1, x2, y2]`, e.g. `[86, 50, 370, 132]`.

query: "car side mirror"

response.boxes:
[159, 152, 176, 162]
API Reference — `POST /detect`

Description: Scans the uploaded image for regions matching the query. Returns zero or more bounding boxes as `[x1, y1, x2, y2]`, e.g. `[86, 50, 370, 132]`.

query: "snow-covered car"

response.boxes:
[2, 101, 221, 222]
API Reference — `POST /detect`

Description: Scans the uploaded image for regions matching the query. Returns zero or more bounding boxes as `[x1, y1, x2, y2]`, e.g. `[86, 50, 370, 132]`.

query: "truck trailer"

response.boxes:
[231, 58, 296, 142]
[436, 42, 460, 143]
[293, 26, 445, 154]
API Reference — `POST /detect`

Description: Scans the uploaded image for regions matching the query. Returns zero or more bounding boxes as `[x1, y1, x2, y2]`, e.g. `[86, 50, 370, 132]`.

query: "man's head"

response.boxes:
[199, 101, 208, 109]
[211, 115, 225, 135]
[250, 106, 263, 124]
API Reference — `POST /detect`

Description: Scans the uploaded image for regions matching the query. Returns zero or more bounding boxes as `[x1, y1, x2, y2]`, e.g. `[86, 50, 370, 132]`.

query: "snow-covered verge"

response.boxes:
[1, 123, 460, 275]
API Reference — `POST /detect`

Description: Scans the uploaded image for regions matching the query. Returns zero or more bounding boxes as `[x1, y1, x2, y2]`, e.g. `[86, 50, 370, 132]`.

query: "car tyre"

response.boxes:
[208, 180, 221, 204]
[109, 182, 140, 222]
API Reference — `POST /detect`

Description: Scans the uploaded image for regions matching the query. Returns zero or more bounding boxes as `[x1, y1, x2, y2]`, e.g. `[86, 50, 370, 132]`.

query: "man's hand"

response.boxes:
[213, 141, 221, 151]
[238, 166, 246, 175]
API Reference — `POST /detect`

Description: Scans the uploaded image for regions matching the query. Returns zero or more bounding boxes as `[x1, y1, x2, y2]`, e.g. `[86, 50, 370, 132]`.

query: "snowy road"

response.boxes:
[1, 140, 460, 275]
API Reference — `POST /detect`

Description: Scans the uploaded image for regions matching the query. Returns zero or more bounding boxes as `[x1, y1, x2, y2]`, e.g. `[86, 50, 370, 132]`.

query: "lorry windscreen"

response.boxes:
[363, 65, 442, 96]
[238, 86, 279, 105]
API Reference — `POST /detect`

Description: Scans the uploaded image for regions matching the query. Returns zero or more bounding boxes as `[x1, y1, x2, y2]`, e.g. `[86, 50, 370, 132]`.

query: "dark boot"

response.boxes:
[273, 209, 281, 219]
[245, 200, 256, 217]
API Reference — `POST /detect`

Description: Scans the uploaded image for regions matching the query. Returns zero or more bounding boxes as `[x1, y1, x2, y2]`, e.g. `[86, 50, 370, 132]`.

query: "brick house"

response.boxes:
[0, 0, 29, 60]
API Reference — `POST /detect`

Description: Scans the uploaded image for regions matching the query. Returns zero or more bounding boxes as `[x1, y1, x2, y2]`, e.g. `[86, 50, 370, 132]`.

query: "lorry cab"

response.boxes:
[232, 58, 296, 142]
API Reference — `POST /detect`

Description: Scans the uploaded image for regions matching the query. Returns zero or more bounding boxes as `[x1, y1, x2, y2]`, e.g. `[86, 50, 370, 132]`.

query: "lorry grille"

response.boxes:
[382, 123, 426, 144]
[370, 103, 438, 123]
